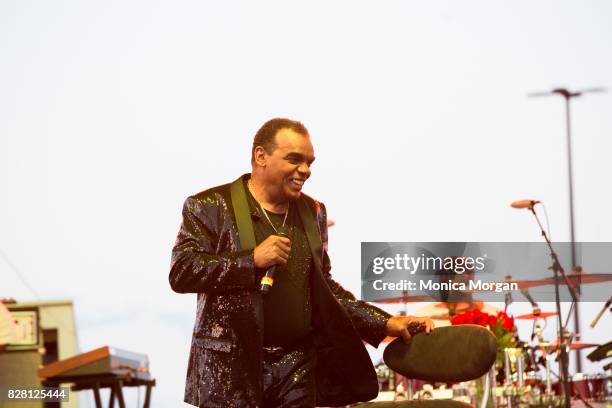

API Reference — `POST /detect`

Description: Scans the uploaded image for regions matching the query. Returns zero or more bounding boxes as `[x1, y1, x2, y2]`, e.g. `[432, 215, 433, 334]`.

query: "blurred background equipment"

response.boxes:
[39, 346, 155, 408]
[0, 301, 18, 348]
[0, 299, 79, 408]
[362, 288, 611, 408]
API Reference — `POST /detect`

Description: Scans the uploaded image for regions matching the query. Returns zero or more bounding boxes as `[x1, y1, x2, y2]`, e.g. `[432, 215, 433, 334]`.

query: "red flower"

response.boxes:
[451, 315, 463, 325]
[476, 315, 488, 327]
[451, 308, 492, 327]
[468, 309, 487, 327]
[451, 309, 516, 331]
[502, 315, 515, 331]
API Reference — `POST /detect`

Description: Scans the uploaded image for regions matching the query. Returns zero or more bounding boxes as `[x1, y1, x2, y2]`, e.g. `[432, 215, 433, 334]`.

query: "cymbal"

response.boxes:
[534, 340, 601, 351]
[516, 273, 612, 289]
[552, 340, 600, 350]
[420, 301, 483, 320]
[420, 301, 483, 312]
[515, 311, 558, 320]
[373, 294, 434, 304]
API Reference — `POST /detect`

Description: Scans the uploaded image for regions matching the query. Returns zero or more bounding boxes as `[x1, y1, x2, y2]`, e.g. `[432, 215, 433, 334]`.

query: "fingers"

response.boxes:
[275, 236, 291, 246]
[274, 238, 291, 254]
[253, 236, 292, 269]
[273, 249, 290, 265]
[400, 327, 411, 343]
[417, 317, 434, 334]
[272, 237, 291, 265]
[426, 318, 435, 334]
[418, 317, 434, 334]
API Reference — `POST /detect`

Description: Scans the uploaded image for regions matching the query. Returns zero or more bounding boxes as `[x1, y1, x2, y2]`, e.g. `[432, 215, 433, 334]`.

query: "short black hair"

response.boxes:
[251, 118, 309, 163]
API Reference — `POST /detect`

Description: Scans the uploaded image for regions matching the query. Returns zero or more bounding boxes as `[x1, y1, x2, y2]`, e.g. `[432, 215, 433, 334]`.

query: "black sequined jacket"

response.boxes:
[169, 175, 391, 408]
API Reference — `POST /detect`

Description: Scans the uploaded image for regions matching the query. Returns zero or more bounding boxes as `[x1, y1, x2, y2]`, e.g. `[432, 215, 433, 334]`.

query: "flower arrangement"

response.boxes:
[451, 308, 517, 364]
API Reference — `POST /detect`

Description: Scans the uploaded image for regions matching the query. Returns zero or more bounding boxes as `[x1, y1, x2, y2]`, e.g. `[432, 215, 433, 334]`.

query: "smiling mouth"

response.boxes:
[289, 178, 305, 187]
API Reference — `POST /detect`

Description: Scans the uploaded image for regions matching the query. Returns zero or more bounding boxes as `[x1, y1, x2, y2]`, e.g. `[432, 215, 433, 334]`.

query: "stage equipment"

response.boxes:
[590, 295, 612, 328]
[510, 199, 540, 209]
[0, 302, 18, 346]
[548, 340, 599, 351]
[587, 341, 612, 363]
[512, 198, 580, 408]
[528, 86, 607, 373]
[39, 346, 155, 408]
[515, 312, 558, 320]
[373, 290, 435, 317]
[514, 272, 612, 290]
[520, 288, 541, 316]
[379, 325, 497, 408]
[373, 292, 436, 304]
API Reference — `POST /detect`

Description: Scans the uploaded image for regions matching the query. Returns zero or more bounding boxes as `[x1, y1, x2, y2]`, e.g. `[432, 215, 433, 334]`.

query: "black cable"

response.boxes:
[0, 248, 41, 299]
[0, 247, 80, 346]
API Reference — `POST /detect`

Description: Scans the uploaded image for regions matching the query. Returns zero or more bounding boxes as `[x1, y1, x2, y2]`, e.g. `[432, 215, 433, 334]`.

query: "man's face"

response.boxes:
[259, 128, 315, 202]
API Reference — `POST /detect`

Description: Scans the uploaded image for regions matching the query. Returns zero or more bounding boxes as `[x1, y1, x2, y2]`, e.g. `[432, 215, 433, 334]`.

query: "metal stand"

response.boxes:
[527, 204, 579, 408]
[44, 374, 155, 408]
[528, 86, 607, 373]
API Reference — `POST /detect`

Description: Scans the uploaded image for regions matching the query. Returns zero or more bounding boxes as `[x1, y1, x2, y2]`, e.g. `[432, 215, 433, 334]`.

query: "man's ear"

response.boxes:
[253, 146, 267, 167]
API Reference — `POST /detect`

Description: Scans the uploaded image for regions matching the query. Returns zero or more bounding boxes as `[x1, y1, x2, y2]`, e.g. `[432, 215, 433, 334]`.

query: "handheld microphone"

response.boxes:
[260, 225, 291, 294]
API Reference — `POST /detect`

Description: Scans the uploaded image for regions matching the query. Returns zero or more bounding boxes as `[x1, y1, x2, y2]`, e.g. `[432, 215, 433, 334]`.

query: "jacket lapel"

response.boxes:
[295, 197, 324, 274]
[230, 174, 263, 340]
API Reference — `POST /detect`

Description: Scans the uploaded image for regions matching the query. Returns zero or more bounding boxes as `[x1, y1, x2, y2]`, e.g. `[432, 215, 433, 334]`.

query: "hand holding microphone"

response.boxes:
[254, 226, 291, 293]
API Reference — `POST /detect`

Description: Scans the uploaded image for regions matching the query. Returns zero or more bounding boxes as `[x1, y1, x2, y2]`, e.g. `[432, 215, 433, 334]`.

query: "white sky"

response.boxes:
[1, 1, 611, 406]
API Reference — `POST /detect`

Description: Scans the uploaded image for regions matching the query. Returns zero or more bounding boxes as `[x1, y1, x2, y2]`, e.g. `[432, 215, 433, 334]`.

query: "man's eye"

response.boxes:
[287, 158, 300, 164]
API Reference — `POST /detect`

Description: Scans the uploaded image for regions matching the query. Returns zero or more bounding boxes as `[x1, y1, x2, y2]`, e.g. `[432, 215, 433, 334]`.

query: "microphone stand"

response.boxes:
[528, 87, 607, 371]
[528, 204, 579, 408]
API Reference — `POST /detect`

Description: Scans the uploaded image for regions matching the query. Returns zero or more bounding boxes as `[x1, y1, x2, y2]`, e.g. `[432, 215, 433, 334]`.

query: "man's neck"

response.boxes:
[249, 175, 289, 214]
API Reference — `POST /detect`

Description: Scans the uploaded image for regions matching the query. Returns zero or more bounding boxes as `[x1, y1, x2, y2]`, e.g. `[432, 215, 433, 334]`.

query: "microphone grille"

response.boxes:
[276, 225, 292, 238]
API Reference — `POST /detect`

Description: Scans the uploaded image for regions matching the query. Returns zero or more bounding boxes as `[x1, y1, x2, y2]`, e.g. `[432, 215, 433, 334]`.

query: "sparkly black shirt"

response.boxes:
[245, 183, 313, 347]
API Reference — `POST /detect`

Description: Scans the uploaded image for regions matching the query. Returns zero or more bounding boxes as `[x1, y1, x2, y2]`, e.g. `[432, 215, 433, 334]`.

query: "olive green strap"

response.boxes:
[230, 176, 263, 345]
[230, 175, 256, 251]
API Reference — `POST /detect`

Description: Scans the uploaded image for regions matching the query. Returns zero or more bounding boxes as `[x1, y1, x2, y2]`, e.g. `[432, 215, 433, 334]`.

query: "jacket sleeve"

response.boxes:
[169, 195, 256, 294]
[317, 202, 391, 347]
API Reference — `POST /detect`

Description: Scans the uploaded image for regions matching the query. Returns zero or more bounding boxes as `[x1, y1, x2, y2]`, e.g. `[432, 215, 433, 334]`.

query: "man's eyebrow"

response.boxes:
[284, 152, 316, 163]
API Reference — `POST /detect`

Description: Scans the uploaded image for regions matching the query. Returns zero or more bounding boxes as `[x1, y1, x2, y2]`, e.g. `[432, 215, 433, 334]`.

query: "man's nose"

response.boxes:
[298, 163, 311, 178]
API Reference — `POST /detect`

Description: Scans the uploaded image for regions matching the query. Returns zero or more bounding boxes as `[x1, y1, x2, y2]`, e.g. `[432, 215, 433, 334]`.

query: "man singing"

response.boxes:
[169, 118, 433, 408]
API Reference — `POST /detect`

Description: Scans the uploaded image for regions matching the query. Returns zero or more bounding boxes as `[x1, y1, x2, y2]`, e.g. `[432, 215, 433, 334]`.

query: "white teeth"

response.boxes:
[291, 179, 304, 185]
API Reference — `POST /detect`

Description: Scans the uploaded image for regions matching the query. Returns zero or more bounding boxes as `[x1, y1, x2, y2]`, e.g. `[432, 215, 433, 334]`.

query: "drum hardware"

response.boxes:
[549, 340, 599, 351]
[515, 272, 612, 290]
[516, 312, 558, 320]
[501, 348, 534, 408]
[452, 382, 472, 404]
[590, 295, 612, 328]
[511, 193, 593, 408]
[406, 378, 414, 400]
[586, 341, 612, 362]
[544, 353, 553, 397]
[491, 317, 610, 407]
[373, 282, 610, 408]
